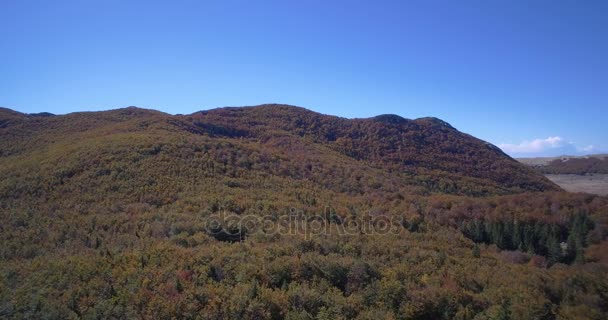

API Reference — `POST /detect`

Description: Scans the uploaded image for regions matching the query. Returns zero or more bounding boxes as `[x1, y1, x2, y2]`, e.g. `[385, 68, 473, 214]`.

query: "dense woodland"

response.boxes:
[1, 105, 607, 319]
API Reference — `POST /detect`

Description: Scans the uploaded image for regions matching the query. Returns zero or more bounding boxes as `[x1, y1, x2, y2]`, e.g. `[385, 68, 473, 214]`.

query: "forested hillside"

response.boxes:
[1, 105, 607, 319]
[190, 105, 558, 195]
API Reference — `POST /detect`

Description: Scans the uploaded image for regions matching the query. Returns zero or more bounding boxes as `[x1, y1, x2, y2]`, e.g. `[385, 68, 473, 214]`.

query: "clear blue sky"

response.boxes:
[1, 0, 606, 157]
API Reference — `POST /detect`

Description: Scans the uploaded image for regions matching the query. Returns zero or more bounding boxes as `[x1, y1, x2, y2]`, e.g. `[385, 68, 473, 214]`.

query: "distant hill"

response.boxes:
[518, 154, 608, 174]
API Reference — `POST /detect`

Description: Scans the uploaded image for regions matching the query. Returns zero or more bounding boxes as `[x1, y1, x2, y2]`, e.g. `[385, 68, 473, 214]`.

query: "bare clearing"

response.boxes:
[545, 174, 608, 196]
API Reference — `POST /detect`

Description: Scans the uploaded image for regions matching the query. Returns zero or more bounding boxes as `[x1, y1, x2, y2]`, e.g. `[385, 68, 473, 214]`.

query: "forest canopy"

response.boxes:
[1, 105, 607, 319]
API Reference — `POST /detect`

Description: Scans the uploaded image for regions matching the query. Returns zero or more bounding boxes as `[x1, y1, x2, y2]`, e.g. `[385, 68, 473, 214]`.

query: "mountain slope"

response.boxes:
[0, 104, 558, 201]
[188, 104, 559, 194]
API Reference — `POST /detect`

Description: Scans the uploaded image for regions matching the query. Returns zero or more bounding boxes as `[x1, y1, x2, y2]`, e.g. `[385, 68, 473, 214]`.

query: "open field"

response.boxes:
[546, 174, 608, 196]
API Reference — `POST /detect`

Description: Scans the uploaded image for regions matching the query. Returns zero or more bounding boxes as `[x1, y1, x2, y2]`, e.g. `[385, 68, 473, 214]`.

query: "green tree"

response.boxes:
[472, 244, 481, 258]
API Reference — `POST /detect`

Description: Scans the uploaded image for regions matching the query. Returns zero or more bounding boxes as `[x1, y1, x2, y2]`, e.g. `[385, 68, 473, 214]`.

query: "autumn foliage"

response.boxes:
[0, 105, 607, 319]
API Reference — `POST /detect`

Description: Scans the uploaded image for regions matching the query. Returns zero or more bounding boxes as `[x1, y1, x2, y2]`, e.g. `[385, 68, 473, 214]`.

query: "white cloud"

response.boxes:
[498, 136, 565, 154]
[581, 145, 595, 152]
[498, 137, 600, 157]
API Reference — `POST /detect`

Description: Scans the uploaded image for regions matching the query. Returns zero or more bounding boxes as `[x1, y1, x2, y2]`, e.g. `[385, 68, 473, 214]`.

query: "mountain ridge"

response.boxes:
[0, 104, 559, 196]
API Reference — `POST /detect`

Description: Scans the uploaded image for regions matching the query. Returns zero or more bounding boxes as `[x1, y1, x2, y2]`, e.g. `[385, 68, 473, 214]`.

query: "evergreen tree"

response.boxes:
[472, 244, 481, 258]
[512, 221, 522, 250]
[523, 223, 536, 254]
[546, 234, 562, 265]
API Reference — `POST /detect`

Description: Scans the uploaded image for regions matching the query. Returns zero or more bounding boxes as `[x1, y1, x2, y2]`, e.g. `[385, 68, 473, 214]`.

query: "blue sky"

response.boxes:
[1, 0, 606, 157]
